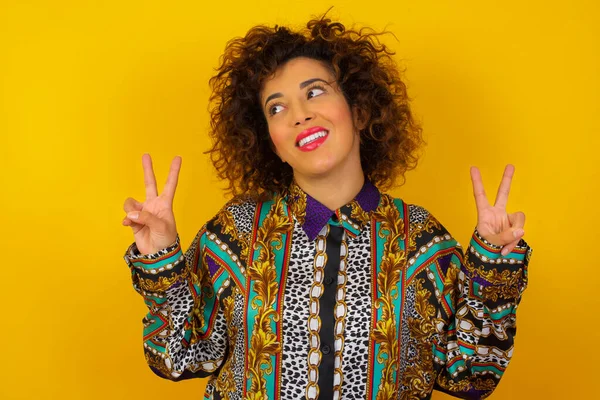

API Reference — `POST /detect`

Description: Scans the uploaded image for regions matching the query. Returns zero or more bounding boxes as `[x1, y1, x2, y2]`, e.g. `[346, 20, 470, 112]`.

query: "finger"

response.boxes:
[508, 211, 526, 229]
[501, 239, 520, 256]
[494, 164, 515, 209]
[123, 197, 143, 213]
[142, 154, 158, 200]
[163, 156, 182, 200]
[127, 210, 164, 230]
[122, 217, 144, 234]
[495, 227, 525, 246]
[470, 166, 489, 212]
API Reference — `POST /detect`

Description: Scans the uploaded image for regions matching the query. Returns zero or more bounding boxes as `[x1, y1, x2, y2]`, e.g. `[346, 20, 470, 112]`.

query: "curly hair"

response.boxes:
[207, 15, 424, 199]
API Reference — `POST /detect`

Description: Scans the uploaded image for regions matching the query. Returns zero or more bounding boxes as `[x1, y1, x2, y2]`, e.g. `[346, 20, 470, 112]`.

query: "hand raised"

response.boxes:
[122, 154, 181, 255]
[470, 164, 526, 256]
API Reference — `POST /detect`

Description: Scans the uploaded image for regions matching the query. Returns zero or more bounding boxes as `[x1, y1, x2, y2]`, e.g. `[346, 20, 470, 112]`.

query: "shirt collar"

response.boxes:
[285, 179, 381, 241]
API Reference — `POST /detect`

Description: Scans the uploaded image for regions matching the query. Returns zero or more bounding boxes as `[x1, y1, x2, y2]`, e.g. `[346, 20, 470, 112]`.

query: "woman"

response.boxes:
[122, 16, 532, 400]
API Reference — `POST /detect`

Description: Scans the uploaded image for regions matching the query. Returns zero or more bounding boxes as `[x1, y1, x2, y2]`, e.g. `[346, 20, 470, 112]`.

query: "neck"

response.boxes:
[294, 164, 365, 211]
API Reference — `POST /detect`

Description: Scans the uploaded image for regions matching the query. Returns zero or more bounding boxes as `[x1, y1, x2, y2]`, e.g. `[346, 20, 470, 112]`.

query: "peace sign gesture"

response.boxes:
[471, 164, 526, 256]
[122, 154, 182, 255]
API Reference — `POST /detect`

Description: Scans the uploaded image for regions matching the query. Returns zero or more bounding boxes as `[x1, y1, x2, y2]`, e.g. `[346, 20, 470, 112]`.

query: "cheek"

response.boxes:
[329, 100, 354, 128]
[267, 124, 288, 155]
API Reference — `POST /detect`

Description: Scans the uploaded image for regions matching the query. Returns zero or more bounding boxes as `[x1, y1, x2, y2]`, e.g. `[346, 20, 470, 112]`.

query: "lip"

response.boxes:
[295, 126, 329, 152]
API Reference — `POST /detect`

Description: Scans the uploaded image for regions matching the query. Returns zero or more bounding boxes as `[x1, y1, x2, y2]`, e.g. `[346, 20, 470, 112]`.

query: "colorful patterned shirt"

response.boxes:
[123, 180, 532, 400]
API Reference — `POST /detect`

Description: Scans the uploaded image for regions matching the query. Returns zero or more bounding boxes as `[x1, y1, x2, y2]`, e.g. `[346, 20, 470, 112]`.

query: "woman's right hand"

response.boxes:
[122, 154, 182, 255]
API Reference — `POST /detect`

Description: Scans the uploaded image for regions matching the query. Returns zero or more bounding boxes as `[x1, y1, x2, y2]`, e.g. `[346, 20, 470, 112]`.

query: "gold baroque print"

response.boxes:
[190, 253, 215, 345]
[463, 258, 525, 301]
[287, 181, 307, 225]
[401, 278, 439, 399]
[245, 196, 291, 400]
[371, 194, 406, 400]
[436, 374, 472, 394]
[441, 261, 460, 303]
[472, 378, 497, 392]
[349, 199, 370, 227]
[215, 290, 239, 399]
[408, 214, 441, 253]
[137, 267, 191, 293]
[216, 209, 251, 262]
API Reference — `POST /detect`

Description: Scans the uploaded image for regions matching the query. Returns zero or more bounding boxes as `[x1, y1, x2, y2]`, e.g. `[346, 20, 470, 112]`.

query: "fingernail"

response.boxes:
[513, 229, 524, 238]
[501, 248, 509, 256]
[128, 211, 139, 220]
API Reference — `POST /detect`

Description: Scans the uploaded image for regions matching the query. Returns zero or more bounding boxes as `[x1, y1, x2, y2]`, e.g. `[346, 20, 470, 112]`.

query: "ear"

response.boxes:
[352, 105, 369, 131]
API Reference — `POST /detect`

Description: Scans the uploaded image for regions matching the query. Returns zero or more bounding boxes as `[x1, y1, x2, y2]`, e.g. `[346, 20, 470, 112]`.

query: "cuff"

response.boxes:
[123, 235, 185, 276]
[465, 230, 532, 299]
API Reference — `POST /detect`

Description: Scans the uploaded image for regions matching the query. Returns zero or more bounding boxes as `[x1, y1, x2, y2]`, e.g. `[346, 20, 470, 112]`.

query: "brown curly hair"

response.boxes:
[207, 15, 424, 199]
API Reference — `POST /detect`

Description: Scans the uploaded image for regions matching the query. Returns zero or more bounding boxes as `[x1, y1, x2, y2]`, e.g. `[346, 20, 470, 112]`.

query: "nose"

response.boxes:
[295, 116, 313, 126]
[292, 102, 315, 126]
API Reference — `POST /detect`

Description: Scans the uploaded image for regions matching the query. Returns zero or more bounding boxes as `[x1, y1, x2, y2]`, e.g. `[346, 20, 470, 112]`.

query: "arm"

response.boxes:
[124, 229, 228, 381]
[433, 229, 532, 399]
[433, 165, 531, 398]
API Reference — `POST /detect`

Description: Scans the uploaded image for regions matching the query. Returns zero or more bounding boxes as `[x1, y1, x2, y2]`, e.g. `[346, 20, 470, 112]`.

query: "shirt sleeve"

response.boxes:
[433, 228, 532, 399]
[123, 228, 228, 381]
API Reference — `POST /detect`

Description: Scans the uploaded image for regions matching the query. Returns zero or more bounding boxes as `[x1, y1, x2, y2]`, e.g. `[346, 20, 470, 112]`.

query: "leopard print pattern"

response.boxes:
[166, 282, 228, 374]
[280, 219, 314, 399]
[408, 204, 430, 225]
[339, 225, 372, 399]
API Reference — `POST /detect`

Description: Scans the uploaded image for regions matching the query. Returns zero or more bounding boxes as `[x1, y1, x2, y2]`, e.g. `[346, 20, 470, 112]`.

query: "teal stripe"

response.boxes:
[339, 217, 360, 237]
[199, 282, 218, 335]
[392, 199, 405, 384]
[213, 270, 230, 294]
[447, 358, 466, 376]
[472, 364, 504, 377]
[407, 238, 456, 281]
[458, 345, 475, 357]
[205, 240, 246, 291]
[432, 344, 446, 362]
[143, 295, 167, 309]
[507, 250, 527, 262]
[144, 338, 166, 353]
[132, 250, 183, 270]
[370, 199, 405, 400]
[143, 312, 167, 338]
[429, 264, 445, 294]
[470, 238, 502, 260]
[370, 217, 385, 400]
[245, 199, 287, 397]
[489, 307, 515, 321]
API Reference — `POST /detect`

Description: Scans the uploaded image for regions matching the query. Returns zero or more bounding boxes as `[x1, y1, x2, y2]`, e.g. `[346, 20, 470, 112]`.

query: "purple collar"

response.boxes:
[286, 180, 381, 241]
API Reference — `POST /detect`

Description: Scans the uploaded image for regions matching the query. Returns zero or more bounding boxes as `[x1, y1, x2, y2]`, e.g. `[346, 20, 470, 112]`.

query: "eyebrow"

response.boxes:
[263, 78, 329, 108]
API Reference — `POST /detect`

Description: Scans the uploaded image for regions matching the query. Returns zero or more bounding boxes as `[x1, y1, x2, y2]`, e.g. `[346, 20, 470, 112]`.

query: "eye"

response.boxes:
[268, 103, 285, 116]
[307, 85, 326, 99]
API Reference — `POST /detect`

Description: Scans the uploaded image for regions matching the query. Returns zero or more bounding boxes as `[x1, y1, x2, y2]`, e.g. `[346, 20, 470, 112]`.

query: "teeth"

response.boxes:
[298, 131, 327, 147]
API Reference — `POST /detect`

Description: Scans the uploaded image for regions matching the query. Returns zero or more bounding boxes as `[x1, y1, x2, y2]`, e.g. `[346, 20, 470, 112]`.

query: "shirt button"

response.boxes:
[324, 276, 334, 285]
[322, 344, 331, 355]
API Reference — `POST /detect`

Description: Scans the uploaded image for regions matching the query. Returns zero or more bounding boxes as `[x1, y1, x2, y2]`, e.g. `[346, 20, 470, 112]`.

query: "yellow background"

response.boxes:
[2, 0, 598, 399]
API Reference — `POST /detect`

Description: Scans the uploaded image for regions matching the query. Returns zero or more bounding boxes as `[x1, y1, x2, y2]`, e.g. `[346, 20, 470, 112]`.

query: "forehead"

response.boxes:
[261, 57, 335, 97]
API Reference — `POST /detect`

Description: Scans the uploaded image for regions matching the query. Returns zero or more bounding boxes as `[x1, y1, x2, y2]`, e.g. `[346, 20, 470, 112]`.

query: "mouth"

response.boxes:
[295, 126, 330, 151]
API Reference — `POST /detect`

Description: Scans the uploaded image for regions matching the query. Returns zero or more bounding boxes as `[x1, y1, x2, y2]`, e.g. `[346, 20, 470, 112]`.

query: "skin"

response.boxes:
[123, 59, 526, 256]
[260, 57, 365, 210]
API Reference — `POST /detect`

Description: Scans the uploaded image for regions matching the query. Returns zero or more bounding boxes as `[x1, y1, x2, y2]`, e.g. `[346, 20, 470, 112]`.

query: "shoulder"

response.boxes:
[379, 194, 435, 226]
[380, 194, 453, 239]
[204, 195, 260, 238]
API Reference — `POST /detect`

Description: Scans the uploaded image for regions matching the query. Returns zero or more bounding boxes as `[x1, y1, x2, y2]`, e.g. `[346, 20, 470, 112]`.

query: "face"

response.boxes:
[260, 57, 363, 183]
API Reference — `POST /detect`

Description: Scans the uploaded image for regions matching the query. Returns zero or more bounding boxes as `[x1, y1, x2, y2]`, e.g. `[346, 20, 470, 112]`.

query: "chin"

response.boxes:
[298, 161, 339, 179]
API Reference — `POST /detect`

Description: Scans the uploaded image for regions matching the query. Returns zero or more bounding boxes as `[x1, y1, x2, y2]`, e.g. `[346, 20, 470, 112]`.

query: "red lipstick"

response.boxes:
[295, 126, 329, 152]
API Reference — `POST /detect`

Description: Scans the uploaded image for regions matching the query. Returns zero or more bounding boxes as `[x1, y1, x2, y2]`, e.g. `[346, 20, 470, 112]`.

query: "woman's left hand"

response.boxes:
[470, 164, 526, 256]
